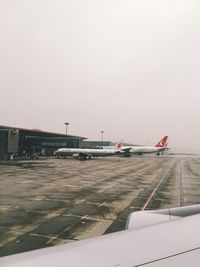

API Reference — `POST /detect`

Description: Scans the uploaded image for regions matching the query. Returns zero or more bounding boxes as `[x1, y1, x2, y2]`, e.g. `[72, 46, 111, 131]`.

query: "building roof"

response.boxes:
[0, 125, 87, 140]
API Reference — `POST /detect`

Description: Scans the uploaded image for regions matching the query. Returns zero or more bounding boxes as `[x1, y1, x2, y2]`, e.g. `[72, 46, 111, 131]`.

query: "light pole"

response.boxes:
[101, 130, 104, 142]
[64, 122, 70, 147]
[64, 122, 70, 135]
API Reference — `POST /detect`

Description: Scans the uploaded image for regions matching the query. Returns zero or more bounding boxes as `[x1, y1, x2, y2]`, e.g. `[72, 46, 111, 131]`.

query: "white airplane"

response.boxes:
[54, 143, 124, 159]
[1, 204, 200, 267]
[122, 136, 169, 156]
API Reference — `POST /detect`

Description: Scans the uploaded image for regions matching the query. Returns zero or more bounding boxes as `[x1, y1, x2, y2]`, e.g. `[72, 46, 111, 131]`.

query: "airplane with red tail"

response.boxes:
[122, 136, 169, 156]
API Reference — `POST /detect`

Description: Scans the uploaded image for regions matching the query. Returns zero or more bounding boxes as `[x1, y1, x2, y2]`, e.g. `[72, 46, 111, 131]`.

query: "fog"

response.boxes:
[1, 1, 200, 152]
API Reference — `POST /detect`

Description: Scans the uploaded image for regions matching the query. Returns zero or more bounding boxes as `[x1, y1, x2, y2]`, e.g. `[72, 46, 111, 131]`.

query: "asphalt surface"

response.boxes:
[0, 155, 200, 257]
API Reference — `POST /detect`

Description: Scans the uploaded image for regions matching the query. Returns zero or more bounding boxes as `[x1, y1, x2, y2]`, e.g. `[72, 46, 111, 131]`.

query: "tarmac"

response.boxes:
[0, 155, 200, 257]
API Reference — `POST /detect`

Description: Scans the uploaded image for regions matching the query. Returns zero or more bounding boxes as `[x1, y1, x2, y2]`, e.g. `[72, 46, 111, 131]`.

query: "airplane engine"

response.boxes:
[73, 153, 80, 159]
[126, 210, 171, 230]
[126, 205, 200, 230]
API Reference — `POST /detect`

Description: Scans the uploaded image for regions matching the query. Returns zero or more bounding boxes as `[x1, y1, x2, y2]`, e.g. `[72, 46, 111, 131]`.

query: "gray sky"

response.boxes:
[1, 0, 200, 151]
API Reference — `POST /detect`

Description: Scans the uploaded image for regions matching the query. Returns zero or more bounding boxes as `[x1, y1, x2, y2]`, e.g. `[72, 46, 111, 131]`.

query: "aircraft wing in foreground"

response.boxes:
[1, 204, 200, 267]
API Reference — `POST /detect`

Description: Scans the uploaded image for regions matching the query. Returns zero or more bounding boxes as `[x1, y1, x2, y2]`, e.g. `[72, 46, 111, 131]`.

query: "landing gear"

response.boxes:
[79, 154, 91, 160]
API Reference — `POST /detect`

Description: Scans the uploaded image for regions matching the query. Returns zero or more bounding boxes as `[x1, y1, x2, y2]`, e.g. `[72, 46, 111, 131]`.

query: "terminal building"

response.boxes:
[0, 125, 86, 160]
[0, 125, 114, 160]
[81, 140, 113, 148]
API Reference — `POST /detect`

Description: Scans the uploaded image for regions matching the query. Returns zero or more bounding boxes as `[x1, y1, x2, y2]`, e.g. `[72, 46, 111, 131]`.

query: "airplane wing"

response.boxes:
[121, 147, 132, 152]
[1, 205, 200, 267]
[117, 147, 132, 156]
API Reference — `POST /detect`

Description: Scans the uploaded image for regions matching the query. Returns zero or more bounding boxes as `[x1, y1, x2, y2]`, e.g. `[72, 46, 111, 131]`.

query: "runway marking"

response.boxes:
[141, 159, 177, 210]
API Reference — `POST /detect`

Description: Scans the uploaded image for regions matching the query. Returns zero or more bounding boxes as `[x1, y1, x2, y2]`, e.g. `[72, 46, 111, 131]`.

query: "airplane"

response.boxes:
[1, 204, 200, 266]
[122, 136, 169, 156]
[54, 142, 124, 160]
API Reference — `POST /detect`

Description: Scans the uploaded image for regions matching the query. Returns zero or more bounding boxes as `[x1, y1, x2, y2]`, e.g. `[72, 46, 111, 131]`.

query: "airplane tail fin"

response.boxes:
[155, 136, 168, 147]
[115, 141, 123, 150]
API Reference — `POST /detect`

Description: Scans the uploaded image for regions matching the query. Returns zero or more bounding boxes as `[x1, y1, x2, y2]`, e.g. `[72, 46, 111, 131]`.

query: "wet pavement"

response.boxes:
[0, 155, 200, 256]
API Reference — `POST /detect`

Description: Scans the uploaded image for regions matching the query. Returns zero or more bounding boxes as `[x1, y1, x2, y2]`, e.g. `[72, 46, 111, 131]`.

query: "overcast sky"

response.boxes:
[1, 1, 200, 151]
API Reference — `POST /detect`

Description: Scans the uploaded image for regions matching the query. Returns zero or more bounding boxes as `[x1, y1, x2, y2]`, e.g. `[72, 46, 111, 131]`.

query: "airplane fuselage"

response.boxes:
[129, 146, 167, 154]
[55, 148, 120, 159]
